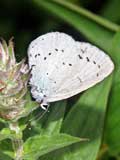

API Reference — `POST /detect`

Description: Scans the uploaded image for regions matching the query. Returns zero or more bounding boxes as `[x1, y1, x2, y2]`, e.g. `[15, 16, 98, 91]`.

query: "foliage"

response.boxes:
[0, 0, 120, 160]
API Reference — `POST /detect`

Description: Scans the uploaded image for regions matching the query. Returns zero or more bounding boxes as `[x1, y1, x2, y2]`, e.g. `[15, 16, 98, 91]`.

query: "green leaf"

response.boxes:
[0, 139, 14, 159]
[0, 128, 14, 141]
[40, 76, 112, 160]
[23, 133, 83, 160]
[36, 0, 114, 53]
[0, 151, 13, 160]
[101, 0, 120, 23]
[0, 118, 6, 124]
[24, 101, 66, 139]
[40, 101, 66, 135]
[105, 31, 120, 155]
[52, 0, 119, 32]
[0, 126, 24, 142]
[34, 0, 120, 157]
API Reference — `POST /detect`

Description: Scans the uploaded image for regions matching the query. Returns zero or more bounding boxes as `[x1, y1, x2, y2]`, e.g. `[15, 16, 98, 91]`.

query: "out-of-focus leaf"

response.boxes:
[23, 133, 83, 160]
[101, 0, 120, 23]
[52, 0, 119, 32]
[24, 101, 66, 139]
[105, 31, 120, 155]
[0, 118, 6, 124]
[0, 139, 14, 159]
[37, 0, 114, 53]
[0, 151, 13, 160]
[40, 76, 112, 160]
[0, 128, 14, 141]
[39, 101, 66, 135]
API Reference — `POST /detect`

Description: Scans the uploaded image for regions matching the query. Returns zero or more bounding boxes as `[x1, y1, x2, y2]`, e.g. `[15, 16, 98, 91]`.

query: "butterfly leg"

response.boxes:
[40, 100, 50, 111]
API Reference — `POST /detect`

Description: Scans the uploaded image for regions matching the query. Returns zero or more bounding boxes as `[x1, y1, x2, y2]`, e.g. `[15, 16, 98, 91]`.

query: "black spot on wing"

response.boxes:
[55, 48, 58, 51]
[81, 48, 87, 54]
[98, 65, 101, 68]
[69, 63, 72, 66]
[77, 76, 82, 83]
[97, 73, 99, 77]
[31, 64, 36, 68]
[44, 57, 47, 60]
[93, 61, 96, 64]
[86, 57, 90, 62]
[93, 60, 101, 69]
[48, 52, 52, 55]
[78, 54, 83, 59]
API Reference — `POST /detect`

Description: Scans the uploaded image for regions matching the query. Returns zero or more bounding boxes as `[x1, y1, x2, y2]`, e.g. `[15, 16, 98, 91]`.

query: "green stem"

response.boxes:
[52, 0, 120, 32]
[9, 122, 23, 160]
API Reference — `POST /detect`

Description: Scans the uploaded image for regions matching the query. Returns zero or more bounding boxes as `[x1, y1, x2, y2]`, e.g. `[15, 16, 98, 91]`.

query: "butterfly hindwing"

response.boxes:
[28, 32, 114, 103]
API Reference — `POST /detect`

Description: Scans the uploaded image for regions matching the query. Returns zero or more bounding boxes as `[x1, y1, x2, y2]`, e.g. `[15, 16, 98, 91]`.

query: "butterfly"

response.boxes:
[28, 32, 114, 109]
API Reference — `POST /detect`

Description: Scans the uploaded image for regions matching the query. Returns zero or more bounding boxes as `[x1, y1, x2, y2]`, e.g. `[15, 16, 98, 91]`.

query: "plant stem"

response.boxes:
[52, 0, 120, 32]
[9, 122, 23, 160]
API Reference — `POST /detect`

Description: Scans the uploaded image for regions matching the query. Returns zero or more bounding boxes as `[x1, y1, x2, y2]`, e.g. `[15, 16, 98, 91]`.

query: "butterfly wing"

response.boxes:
[28, 32, 114, 103]
[47, 41, 114, 102]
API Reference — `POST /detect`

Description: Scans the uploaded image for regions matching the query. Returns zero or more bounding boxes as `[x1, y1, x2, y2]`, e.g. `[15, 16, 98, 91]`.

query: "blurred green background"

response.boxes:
[0, 0, 120, 160]
[0, 0, 115, 59]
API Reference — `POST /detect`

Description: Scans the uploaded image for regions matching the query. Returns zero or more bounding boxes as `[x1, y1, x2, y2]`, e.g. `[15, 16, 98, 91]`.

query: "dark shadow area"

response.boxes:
[0, 0, 107, 60]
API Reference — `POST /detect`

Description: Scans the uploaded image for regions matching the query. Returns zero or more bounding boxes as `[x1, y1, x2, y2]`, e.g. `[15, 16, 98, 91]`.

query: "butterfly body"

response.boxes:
[28, 32, 114, 107]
